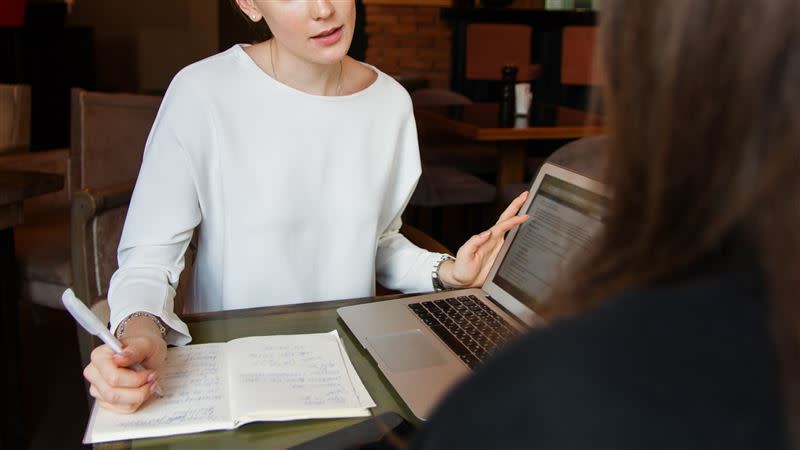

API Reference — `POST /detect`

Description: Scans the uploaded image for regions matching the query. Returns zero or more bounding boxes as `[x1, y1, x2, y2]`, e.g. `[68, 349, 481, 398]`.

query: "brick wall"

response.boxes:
[364, 5, 452, 89]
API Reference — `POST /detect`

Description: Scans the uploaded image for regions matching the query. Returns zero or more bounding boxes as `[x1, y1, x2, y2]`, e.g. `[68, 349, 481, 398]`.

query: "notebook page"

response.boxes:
[228, 331, 375, 423]
[84, 343, 232, 444]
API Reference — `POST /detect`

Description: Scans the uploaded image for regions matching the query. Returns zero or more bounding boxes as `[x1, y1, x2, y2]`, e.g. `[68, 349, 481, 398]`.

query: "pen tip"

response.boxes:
[151, 383, 164, 398]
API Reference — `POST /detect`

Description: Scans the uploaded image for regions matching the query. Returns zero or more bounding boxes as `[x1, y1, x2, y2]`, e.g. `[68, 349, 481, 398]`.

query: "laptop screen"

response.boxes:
[493, 174, 607, 310]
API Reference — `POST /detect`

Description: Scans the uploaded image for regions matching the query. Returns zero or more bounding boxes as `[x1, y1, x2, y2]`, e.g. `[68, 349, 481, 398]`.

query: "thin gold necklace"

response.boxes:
[270, 40, 343, 96]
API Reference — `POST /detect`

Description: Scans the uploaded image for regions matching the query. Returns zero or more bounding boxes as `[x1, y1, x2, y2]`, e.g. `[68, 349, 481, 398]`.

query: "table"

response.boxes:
[414, 102, 603, 192]
[0, 170, 63, 450]
[96, 295, 419, 450]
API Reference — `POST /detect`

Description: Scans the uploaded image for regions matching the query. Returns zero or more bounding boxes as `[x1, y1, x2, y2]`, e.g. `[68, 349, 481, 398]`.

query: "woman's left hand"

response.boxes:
[438, 192, 529, 289]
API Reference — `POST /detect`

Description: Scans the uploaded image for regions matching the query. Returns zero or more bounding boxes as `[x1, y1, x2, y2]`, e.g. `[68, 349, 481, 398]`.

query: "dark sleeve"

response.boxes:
[409, 279, 787, 450]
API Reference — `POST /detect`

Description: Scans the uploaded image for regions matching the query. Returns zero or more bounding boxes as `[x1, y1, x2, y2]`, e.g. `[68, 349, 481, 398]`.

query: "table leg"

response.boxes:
[494, 141, 527, 208]
[0, 228, 23, 450]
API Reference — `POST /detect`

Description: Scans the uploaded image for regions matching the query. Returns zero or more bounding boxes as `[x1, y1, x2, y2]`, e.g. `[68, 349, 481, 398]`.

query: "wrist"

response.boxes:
[115, 312, 167, 342]
[437, 260, 467, 290]
[431, 254, 455, 291]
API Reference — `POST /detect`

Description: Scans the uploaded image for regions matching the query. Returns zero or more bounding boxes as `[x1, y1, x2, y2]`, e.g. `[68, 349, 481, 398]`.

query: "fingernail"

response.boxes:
[146, 372, 157, 383]
[481, 230, 492, 237]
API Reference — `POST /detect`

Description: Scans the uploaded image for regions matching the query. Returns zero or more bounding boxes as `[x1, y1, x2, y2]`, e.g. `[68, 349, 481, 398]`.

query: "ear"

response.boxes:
[234, 0, 263, 22]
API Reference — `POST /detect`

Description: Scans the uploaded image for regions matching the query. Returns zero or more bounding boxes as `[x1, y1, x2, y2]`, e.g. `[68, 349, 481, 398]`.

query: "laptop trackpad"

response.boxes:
[367, 330, 446, 372]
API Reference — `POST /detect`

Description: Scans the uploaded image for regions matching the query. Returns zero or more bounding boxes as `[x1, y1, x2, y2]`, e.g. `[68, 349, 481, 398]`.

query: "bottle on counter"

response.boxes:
[499, 64, 518, 127]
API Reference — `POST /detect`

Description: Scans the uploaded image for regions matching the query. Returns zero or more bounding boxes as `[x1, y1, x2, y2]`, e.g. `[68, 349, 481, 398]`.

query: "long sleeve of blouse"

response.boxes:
[107, 45, 443, 346]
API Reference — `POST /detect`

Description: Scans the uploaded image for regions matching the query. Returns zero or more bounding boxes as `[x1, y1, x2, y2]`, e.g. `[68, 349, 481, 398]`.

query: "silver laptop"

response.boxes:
[338, 162, 609, 420]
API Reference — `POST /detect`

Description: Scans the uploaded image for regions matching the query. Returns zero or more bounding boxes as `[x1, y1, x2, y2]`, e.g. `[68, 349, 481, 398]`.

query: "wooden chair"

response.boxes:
[69, 88, 162, 192]
[0, 83, 31, 153]
[8, 89, 163, 314]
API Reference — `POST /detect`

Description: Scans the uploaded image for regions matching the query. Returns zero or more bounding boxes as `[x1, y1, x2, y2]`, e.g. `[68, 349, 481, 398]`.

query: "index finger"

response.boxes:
[496, 191, 528, 223]
[491, 214, 529, 237]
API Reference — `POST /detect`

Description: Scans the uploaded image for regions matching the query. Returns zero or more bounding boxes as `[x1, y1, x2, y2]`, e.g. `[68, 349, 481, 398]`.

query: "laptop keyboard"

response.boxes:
[408, 295, 518, 369]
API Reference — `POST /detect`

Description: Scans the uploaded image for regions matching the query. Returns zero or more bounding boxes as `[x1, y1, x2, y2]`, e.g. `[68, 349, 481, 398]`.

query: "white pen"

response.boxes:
[61, 288, 164, 397]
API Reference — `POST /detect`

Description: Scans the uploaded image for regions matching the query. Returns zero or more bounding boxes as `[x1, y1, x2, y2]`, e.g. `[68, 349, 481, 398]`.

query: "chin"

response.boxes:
[309, 31, 354, 63]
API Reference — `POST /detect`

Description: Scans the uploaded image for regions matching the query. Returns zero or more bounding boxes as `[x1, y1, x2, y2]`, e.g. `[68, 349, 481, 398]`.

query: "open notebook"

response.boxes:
[84, 330, 376, 444]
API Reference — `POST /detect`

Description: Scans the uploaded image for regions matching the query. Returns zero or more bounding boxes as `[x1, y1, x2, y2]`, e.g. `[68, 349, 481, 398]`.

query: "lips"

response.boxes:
[312, 26, 342, 39]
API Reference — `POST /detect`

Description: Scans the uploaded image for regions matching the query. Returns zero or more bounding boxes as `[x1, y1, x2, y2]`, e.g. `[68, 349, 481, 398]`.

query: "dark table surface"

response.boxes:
[415, 102, 603, 141]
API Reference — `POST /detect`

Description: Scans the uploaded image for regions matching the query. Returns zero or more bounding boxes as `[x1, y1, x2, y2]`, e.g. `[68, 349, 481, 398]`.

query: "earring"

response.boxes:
[251, 14, 258, 20]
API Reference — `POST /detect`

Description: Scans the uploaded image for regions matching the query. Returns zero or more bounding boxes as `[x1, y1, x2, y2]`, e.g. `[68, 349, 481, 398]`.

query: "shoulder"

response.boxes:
[346, 59, 413, 114]
[164, 45, 246, 101]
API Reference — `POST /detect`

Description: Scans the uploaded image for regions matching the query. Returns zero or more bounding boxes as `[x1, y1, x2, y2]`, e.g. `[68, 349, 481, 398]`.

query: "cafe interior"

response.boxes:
[1, 0, 681, 448]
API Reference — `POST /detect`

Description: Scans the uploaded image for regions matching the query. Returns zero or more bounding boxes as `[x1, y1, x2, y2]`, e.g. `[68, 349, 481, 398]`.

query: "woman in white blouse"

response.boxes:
[82, 0, 529, 413]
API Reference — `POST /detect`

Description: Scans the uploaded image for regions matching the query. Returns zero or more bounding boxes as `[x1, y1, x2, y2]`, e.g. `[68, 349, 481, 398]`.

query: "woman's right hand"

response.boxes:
[83, 333, 167, 413]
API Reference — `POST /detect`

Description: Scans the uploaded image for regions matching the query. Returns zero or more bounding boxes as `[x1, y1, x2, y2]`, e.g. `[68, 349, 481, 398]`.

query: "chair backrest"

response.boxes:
[547, 135, 607, 181]
[0, 83, 31, 152]
[561, 26, 603, 86]
[466, 24, 537, 81]
[71, 182, 196, 369]
[70, 88, 162, 191]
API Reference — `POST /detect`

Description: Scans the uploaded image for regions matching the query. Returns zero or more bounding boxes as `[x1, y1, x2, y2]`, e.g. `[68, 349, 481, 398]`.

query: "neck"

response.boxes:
[268, 39, 343, 96]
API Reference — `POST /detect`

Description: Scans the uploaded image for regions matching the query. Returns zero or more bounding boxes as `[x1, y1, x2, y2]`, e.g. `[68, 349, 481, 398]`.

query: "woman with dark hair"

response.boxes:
[80, 0, 528, 414]
[410, 0, 797, 448]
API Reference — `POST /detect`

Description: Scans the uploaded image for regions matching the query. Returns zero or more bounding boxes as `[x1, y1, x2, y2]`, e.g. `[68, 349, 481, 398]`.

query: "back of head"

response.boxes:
[549, 0, 800, 433]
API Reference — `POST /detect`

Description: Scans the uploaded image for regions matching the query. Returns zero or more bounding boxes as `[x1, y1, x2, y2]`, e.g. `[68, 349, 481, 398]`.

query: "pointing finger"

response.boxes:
[497, 191, 528, 223]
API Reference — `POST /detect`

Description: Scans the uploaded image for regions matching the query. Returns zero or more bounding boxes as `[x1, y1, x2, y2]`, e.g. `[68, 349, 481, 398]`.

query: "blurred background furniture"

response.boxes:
[500, 134, 606, 203]
[0, 11, 94, 150]
[0, 82, 71, 316]
[69, 88, 161, 191]
[0, 88, 160, 328]
[442, 7, 597, 104]
[463, 23, 540, 102]
[0, 83, 30, 152]
[559, 25, 601, 111]
[414, 101, 604, 208]
[0, 169, 63, 450]
[409, 88, 497, 248]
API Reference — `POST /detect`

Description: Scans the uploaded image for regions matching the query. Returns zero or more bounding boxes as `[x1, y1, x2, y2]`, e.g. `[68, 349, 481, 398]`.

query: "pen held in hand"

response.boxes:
[61, 288, 164, 397]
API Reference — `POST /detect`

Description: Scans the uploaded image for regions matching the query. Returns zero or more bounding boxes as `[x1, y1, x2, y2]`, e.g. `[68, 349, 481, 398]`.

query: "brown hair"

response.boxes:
[546, 0, 800, 433]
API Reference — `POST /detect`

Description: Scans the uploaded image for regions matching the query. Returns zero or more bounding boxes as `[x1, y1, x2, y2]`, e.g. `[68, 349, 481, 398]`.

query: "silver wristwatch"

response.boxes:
[432, 254, 455, 292]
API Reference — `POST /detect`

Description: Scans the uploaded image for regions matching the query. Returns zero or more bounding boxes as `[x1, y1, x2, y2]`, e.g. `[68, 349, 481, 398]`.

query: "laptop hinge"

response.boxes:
[485, 295, 527, 328]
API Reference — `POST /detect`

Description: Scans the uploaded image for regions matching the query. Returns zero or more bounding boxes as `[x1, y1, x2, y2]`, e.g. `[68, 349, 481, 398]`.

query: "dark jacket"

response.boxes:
[410, 257, 787, 449]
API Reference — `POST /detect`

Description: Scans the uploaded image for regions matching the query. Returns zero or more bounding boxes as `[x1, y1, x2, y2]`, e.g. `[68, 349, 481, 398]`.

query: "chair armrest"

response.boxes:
[71, 181, 135, 316]
[74, 180, 136, 216]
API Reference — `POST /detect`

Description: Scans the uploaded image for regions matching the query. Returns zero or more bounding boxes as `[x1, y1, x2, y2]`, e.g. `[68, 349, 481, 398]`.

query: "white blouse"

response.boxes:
[108, 45, 443, 346]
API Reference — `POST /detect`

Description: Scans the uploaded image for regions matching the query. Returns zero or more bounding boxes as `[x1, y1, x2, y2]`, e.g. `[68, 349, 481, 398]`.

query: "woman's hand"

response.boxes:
[83, 320, 167, 414]
[438, 192, 529, 289]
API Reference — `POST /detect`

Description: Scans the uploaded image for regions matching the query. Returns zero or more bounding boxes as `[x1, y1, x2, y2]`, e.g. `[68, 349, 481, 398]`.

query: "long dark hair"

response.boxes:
[546, 0, 800, 433]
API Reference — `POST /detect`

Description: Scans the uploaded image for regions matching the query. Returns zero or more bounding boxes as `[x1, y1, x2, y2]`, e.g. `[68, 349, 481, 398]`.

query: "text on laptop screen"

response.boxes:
[494, 174, 607, 309]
